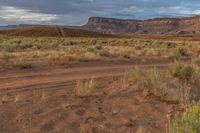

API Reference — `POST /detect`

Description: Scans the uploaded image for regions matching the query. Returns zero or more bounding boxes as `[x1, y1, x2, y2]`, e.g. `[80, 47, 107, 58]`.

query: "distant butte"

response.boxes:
[82, 15, 200, 35]
[1, 15, 200, 36]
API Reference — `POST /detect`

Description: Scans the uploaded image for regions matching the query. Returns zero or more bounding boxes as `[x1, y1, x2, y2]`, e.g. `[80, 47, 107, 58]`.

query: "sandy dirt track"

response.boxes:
[0, 58, 190, 133]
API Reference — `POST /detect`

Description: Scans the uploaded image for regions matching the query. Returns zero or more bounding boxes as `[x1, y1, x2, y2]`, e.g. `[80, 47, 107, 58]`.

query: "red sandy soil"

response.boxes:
[0, 58, 189, 133]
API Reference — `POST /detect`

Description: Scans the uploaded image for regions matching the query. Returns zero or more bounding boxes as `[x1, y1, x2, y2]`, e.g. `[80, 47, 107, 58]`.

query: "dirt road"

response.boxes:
[0, 58, 189, 133]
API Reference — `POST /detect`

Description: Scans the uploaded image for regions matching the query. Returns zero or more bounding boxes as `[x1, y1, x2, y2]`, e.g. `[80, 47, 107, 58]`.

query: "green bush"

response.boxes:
[170, 62, 194, 80]
[170, 101, 200, 133]
[14, 61, 33, 69]
[170, 52, 181, 61]
[95, 44, 103, 50]
[193, 56, 200, 66]
[176, 47, 188, 56]
[166, 42, 177, 48]
[66, 41, 75, 46]
[99, 49, 110, 57]
[87, 47, 95, 52]
[170, 48, 189, 61]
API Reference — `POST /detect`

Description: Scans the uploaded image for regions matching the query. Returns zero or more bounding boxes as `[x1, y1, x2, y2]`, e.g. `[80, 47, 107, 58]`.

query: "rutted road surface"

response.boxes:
[0, 58, 190, 133]
[0, 58, 189, 92]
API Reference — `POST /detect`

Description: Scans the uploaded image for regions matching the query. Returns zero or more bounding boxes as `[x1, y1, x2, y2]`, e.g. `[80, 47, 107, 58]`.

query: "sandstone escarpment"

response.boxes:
[83, 16, 200, 35]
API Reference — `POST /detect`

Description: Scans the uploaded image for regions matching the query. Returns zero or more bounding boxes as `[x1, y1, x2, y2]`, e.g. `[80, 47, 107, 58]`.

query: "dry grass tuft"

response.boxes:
[146, 68, 166, 97]
[136, 126, 146, 133]
[75, 78, 95, 98]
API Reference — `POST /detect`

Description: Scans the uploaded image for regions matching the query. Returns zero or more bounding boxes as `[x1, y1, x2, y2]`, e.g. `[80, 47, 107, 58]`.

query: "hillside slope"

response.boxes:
[0, 26, 114, 37]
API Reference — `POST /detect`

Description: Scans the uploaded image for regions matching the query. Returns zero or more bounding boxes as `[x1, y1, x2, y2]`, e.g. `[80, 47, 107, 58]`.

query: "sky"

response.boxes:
[0, 0, 200, 26]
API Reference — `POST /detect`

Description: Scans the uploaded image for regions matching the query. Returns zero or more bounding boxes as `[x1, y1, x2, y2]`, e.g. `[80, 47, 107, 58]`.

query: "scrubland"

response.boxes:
[0, 35, 199, 133]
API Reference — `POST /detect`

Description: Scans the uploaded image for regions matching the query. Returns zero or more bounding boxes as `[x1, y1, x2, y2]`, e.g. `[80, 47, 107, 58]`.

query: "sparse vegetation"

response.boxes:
[0, 52, 13, 68]
[170, 101, 200, 133]
[50, 55, 70, 65]
[95, 44, 103, 50]
[170, 62, 194, 80]
[136, 126, 146, 133]
[193, 55, 200, 66]
[0, 35, 199, 133]
[0, 36, 198, 70]
[123, 67, 166, 98]
[87, 47, 95, 52]
[123, 64, 198, 104]
[176, 47, 188, 57]
[75, 79, 95, 98]
[146, 68, 166, 96]
[99, 49, 110, 57]
[170, 47, 189, 61]
[14, 61, 33, 69]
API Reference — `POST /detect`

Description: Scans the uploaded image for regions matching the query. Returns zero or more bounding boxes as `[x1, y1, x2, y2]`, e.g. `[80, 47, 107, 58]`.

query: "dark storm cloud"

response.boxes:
[0, 0, 200, 25]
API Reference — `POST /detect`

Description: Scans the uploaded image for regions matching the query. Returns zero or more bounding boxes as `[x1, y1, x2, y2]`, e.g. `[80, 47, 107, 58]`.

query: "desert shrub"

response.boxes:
[170, 62, 184, 78]
[95, 44, 103, 50]
[123, 53, 131, 59]
[135, 45, 143, 50]
[51, 56, 69, 65]
[179, 66, 193, 80]
[170, 47, 189, 61]
[87, 47, 95, 52]
[90, 39, 97, 45]
[144, 68, 166, 96]
[193, 56, 200, 66]
[131, 67, 146, 81]
[170, 52, 181, 61]
[176, 47, 188, 56]
[79, 57, 90, 62]
[35, 43, 51, 50]
[50, 54, 80, 65]
[79, 53, 99, 62]
[3, 44, 18, 52]
[2, 42, 35, 52]
[170, 101, 200, 133]
[127, 67, 166, 97]
[166, 42, 177, 48]
[51, 43, 60, 48]
[76, 79, 95, 97]
[0, 52, 13, 68]
[99, 49, 110, 57]
[170, 62, 194, 80]
[19, 43, 33, 50]
[123, 67, 146, 89]
[35, 43, 44, 50]
[14, 61, 33, 69]
[66, 41, 75, 46]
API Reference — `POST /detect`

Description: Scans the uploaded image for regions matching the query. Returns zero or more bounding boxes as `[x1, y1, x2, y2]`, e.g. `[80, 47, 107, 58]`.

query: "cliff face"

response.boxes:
[83, 16, 200, 35]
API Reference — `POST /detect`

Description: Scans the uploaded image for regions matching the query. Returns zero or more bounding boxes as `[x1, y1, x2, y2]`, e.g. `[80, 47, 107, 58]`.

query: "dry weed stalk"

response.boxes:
[76, 78, 95, 97]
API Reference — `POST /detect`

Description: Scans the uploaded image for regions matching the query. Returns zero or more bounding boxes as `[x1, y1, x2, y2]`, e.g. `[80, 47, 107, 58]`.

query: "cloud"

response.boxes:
[0, 6, 57, 24]
[0, 0, 200, 25]
[159, 6, 200, 15]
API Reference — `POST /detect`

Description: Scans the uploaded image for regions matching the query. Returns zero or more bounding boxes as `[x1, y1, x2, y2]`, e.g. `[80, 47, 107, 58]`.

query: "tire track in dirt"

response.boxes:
[0, 59, 189, 133]
[0, 59, 190, 94]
